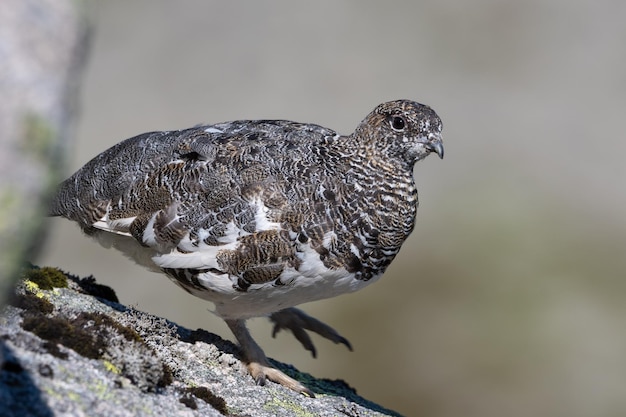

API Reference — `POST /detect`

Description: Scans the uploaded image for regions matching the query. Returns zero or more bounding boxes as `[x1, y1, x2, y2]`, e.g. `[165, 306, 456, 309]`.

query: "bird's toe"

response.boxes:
[269, 307, 353, 356]
[247, 361, 315, 397]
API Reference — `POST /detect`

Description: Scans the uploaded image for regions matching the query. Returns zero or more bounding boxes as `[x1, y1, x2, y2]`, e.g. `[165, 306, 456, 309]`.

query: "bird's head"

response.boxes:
[354, 100, 444, 170]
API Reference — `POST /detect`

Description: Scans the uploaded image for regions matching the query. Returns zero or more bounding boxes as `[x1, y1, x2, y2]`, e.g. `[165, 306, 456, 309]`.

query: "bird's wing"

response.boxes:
[50, 121, 337, 275]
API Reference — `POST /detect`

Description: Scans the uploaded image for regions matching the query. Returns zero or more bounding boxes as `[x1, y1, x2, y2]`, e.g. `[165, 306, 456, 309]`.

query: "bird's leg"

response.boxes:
[269, 307, 352, 358]
[225, 318, 315, 397]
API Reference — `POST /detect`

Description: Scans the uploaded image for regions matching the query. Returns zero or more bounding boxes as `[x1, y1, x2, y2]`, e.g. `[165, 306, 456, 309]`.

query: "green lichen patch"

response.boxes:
[103, 360, 120, 374]
[263, 396, 318, 417]
[23, 266, 68, 290]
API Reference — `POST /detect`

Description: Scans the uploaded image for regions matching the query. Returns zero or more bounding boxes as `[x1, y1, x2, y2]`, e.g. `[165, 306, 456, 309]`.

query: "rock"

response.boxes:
[0, 266, 401, 417]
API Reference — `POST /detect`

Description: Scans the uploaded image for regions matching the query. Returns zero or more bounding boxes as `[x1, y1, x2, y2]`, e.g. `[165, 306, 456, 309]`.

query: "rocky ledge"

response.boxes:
[0, 266, 401, 417]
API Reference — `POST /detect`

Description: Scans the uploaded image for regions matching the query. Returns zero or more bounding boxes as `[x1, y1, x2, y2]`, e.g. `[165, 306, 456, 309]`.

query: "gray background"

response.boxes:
[40, 1, 626, 416]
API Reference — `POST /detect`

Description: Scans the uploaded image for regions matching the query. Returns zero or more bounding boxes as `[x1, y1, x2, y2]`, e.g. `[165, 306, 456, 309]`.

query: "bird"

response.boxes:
[49, 99, 444, 396]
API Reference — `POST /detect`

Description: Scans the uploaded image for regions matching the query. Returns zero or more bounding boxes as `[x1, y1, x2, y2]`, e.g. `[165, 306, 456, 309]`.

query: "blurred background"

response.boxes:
[40, 1, 626, 416]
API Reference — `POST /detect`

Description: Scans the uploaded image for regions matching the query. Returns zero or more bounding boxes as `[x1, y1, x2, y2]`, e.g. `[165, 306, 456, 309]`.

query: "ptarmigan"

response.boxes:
[50, 100, 444, 396]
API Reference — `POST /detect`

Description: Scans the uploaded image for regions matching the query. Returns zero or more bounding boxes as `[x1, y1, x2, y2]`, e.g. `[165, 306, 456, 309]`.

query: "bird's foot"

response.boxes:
[247, 360, 315, 397]
[225, 318, 315, 396]
[269, 307, 352, 358]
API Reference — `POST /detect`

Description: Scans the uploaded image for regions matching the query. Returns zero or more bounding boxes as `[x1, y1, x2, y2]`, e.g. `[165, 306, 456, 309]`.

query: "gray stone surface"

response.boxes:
[0, 266, 401, 417]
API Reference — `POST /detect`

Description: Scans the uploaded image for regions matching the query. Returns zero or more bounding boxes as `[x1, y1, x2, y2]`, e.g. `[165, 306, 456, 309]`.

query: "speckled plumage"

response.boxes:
[50, 99, 444, 395]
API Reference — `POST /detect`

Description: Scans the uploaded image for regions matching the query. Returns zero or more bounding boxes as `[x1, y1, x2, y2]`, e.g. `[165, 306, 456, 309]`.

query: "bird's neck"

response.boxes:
[325, 133, 419, 236]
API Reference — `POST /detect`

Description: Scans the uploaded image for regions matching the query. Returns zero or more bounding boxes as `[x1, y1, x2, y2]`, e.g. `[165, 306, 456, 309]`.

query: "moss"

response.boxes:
[40, 310, 173, 390]
[158, 364, 174, 388]
[9, 292, 54, 314]
[180, 386, 228, 415]
[179, 395, 198, 410]
[21, 315, 101, 359]
[19, 311, 141, 361]
[74, 312, 143, 343]
[23, 266, 68, 290]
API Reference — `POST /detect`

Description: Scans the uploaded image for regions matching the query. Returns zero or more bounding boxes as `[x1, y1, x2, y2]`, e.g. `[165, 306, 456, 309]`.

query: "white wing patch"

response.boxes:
[92, 206, 135, 236]
[141, 214, 159, 247]
[148, 198, 283, 272]
[153, 221, 241, 270]
[252, 197, 281, 231]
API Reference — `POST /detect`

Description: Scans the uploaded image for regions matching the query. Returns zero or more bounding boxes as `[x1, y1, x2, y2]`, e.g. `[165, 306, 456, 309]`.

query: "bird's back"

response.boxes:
[50, 120, 337, 227]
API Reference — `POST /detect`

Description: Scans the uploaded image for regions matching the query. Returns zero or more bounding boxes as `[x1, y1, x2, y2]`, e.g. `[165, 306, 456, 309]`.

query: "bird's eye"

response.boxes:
[390, 116, 406, 131]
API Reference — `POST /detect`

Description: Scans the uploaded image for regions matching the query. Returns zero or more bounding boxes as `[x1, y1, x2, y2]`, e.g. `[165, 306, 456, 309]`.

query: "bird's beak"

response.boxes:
[425, 134, 444, 159]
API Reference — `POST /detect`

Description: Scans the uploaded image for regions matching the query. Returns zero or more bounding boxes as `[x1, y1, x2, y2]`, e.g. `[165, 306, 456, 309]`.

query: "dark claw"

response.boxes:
[254, 374, 267, 386]
[271, 322, 281, 338]
[337, 335, 353, 352]
[301, 387, 315, 398]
